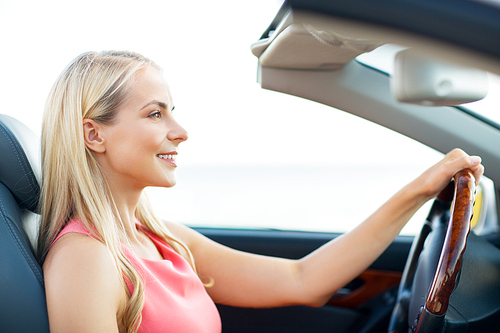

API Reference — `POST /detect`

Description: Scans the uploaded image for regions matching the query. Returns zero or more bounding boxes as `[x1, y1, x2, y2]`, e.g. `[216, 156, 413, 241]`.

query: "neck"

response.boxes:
[106, 180, 145, 244]
[92, 155, 151, 244]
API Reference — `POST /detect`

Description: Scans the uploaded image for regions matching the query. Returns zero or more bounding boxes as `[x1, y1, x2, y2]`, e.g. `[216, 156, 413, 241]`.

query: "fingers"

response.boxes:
[470, 156, 481, 166]
[445, 149, 484, 185]
[463, 155, 484, 185]
[471, 163, 484, 185]
[417, 148, 484, 200]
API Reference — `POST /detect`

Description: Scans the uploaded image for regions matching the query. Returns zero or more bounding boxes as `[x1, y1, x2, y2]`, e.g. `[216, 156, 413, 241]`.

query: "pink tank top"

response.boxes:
[52, 220, 221, 333]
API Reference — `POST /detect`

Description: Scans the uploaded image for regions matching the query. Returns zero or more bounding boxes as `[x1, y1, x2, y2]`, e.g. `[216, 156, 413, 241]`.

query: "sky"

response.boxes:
[0, 0, 454, 233]
[0, 0, 443, 168]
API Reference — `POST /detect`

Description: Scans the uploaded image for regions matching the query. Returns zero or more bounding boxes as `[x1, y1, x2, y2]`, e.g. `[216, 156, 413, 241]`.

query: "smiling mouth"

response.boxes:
[157, 154, 176, 161]
[156, 153, 178, 167]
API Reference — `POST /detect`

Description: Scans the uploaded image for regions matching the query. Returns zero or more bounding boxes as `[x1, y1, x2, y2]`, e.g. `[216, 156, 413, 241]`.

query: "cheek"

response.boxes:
[123, 127, 165, 163]
[139, 128, 165, 151]
[104, 121, 166, 165]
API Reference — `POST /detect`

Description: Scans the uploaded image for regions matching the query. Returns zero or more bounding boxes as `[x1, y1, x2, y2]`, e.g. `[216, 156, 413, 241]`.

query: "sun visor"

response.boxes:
[392, 49, 489, 106]
[251, 10, 383, 70]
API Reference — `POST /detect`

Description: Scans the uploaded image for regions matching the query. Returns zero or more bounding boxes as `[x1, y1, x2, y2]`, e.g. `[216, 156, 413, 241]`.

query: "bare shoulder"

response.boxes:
[43, 233, 125, 332]
[162, 219, 208, 248]
[46, 232, 108, 264]
[163, 219, 192, 235]
[43, 232, 120, 284]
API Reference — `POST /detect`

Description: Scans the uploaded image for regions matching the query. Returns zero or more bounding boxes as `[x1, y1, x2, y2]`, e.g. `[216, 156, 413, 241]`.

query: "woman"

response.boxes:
[39, 51, 484, 333]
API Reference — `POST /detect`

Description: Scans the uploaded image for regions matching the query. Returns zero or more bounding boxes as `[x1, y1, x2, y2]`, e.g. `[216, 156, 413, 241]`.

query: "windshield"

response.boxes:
[357, 44, 500, 127]
[463, 73, 500, 127]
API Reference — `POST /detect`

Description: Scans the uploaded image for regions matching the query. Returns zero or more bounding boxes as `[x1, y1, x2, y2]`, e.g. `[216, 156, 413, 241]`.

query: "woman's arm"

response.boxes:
[43, 233, 126, 333]
[294, 149, 484, 306]
[169, 149, 484, 309]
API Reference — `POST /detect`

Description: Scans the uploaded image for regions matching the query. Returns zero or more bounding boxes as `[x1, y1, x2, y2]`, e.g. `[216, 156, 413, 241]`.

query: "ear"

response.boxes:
[83, 119, 106, 153]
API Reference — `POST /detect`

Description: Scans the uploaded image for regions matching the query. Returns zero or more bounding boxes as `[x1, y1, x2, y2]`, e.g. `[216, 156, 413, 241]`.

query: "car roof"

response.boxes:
[285, 0, 500, 65]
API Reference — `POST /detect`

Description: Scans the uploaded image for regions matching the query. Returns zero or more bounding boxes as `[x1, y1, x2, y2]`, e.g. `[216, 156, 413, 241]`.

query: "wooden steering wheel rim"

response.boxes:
[424, 168, 476, 316]
[388, 169, 475, 333]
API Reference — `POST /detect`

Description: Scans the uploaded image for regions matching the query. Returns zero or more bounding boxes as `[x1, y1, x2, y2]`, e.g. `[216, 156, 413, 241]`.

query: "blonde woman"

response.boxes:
[39, 51, 484, 333]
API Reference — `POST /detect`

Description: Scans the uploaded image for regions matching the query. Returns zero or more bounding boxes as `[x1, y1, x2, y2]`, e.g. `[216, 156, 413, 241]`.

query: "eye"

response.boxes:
[148, 110, 162, 119]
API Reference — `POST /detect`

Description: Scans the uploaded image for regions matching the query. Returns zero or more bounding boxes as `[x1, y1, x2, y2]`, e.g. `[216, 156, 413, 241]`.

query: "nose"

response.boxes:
[167, 118, 188, 143]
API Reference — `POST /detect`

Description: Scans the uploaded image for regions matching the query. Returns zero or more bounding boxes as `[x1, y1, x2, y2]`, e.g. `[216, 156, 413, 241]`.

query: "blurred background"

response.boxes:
[0, 0, 445, 234]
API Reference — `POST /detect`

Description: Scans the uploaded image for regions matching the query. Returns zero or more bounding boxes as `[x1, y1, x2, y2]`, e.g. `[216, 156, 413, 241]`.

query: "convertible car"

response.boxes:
[1, 0, 500, 332]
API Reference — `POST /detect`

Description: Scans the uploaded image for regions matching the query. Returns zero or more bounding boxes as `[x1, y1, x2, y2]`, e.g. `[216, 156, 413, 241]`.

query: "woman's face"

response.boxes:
[96, 66, 188, 191]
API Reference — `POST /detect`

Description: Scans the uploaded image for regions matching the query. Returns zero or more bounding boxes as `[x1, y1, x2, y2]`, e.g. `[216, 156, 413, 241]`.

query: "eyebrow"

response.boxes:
[141, 100, 171, 110]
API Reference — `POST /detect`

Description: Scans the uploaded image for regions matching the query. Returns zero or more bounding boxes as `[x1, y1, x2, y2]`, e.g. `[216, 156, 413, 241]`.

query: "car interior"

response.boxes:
[2, 0, 500, 332]
[0, 114, 49, 332]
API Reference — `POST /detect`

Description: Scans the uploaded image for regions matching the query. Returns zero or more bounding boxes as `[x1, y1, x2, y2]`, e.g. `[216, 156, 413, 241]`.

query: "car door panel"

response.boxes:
[195, 227, 413, 333]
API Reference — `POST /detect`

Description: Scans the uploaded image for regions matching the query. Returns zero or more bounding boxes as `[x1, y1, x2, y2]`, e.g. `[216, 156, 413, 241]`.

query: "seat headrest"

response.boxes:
[0, 115, 41, 212]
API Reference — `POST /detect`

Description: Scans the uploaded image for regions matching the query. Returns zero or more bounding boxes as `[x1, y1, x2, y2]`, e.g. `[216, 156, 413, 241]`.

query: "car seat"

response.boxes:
[0, 114, 50, 332]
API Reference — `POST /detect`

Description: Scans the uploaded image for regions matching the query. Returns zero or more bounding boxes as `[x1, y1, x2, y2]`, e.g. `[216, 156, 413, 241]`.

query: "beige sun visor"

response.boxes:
[251, 10, 383, 70]
[252, 9, 500, 77]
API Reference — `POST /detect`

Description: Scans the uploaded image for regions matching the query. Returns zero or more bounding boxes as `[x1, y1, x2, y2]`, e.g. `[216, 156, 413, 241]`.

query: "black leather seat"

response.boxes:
[0, 114, 50, 332]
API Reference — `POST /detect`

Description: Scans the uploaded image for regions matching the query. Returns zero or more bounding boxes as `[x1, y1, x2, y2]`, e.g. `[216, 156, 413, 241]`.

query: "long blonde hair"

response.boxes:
[38, 51, 196, 333]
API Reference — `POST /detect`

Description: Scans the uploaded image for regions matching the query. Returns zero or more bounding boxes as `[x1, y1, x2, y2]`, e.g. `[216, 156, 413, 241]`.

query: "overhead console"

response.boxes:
[251, 6, 490, 107]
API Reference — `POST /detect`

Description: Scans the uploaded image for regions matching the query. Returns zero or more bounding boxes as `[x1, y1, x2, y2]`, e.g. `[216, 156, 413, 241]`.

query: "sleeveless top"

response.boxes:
[52, 219, 221, 333]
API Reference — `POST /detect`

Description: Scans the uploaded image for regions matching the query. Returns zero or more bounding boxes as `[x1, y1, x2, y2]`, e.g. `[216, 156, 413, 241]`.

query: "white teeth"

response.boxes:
[158, 154, 176, 160]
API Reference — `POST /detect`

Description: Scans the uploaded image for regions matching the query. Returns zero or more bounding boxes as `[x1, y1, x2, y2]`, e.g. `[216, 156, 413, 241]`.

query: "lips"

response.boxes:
[157, 152, 177, 166]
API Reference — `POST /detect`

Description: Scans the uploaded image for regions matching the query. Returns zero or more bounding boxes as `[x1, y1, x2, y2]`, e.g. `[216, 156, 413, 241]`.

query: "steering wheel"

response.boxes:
[388, 169, 476, 333]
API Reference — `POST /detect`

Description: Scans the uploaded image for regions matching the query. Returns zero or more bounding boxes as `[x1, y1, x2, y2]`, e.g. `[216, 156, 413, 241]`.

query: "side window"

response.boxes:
[147, 94, 447, 236]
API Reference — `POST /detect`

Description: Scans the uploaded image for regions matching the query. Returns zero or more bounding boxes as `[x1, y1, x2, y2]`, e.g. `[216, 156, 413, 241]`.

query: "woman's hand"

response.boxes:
[415, 148, 484, 200]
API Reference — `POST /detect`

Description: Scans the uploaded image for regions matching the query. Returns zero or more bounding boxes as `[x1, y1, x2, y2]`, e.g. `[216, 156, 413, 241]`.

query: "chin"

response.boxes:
[162, 177, 177, 188]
